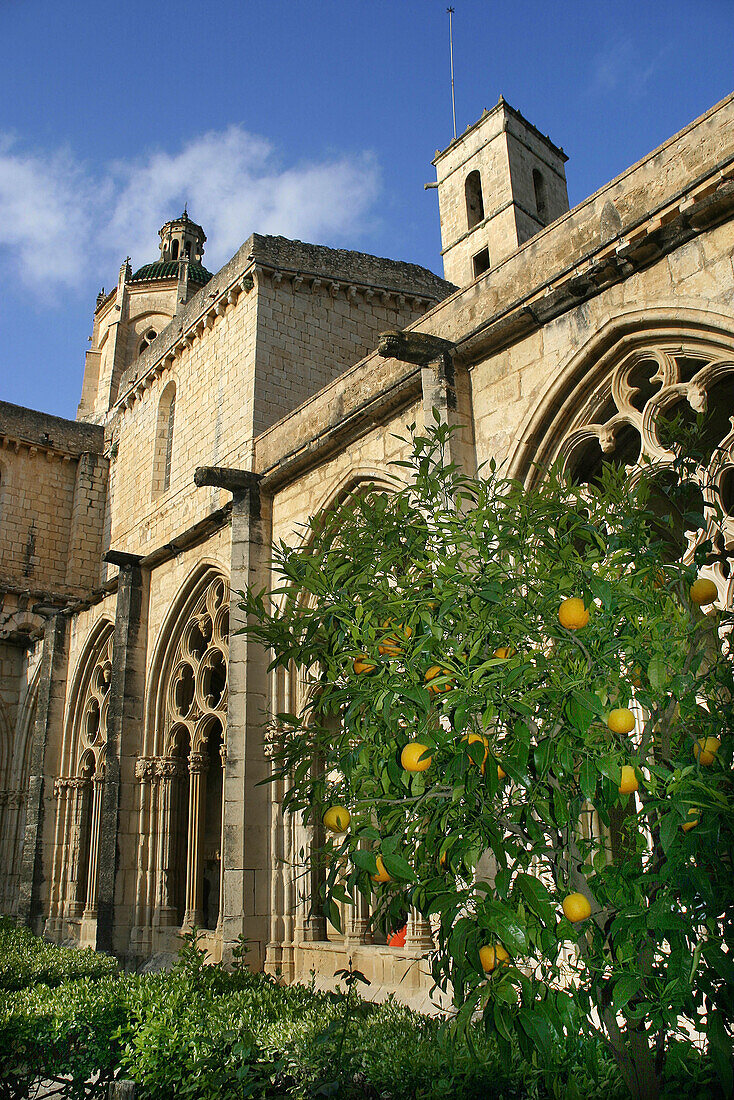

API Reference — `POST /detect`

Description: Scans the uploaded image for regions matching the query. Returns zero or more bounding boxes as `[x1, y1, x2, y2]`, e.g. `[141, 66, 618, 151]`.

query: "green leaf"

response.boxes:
[381, 851, 417, 882]
[476, 583, 503, 604]
[351, 850, 378, 874]
[328, 900, 342, 934]
[515, 873, 554, 926]
[659, 812, 678, 854]
[648, 656, 668, 691]
[579, 758, 597, 803]
[612, 973, 641, 1011]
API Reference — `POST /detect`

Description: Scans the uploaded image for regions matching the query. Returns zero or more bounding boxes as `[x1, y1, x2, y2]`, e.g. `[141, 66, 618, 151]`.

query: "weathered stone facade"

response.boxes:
[1, 93, 732, 1005]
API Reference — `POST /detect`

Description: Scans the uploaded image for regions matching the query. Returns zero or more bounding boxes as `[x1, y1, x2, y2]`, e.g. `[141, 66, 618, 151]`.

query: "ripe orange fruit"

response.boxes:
[497, 763, 507, 780]
[690, 578, 718, 606]
[479, 944, 509, 972]
[353, 654, 376, 675]
[372, 855, 391, 884]
[424, 665, 453, 693]
[607, 708, 636, 735]
[378, 621, 412, 657]
[562, 892, 592, 922]
[463, 732, 489, 774]
[558, 598, 589, 630]
[682, 808, 699, 832]
[401, 741, 432, 772]
[693, 737, 720, 765]
[323, 806, 351, 833]
[493, 646, 515, 659]
[619, 765, 638, 794]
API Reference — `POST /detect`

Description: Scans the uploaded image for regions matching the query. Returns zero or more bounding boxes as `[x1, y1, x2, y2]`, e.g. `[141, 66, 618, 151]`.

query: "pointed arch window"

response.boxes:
[152, 382, 176, 497]
[137, 573, 229, 931]
[47, 626, 113, 930]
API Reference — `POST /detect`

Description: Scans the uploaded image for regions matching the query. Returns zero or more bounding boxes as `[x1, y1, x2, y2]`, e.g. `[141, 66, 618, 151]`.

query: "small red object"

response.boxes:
[387, 923, 407, 947]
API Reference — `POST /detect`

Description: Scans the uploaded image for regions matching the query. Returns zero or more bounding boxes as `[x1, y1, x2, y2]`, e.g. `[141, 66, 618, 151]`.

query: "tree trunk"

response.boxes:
[602, 1009, 660, 1100]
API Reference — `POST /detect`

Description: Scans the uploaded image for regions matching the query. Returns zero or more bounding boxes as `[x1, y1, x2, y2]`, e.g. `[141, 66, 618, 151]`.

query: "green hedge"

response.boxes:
[0, 917, 118, 991]
[0, 922, 722, 1100]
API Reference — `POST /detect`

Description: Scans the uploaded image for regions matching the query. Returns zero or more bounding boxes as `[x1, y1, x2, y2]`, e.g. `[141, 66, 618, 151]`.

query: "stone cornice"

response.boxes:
[0, 435, 77, 462]
[250, 262, 439, 312]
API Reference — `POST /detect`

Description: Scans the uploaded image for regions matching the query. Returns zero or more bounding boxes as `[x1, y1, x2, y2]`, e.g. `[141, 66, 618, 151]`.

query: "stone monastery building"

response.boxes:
[1, 93, 733, 999]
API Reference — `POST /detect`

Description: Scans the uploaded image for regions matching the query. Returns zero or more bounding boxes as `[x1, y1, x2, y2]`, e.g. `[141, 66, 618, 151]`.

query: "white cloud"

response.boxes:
[0, 127, 381, 293]
[589, 37, 668, 97]
[0, 136, 98, 289]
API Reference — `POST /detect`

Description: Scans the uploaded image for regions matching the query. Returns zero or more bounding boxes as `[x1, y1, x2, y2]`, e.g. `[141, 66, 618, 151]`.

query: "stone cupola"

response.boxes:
[159, 210, 207, 264]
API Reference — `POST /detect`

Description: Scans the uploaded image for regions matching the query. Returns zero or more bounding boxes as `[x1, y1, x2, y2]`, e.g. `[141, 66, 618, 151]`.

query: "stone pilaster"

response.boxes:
[96, 550, 147, 955]
[17, 614, 69, 932]
[194, 466, 271, 967]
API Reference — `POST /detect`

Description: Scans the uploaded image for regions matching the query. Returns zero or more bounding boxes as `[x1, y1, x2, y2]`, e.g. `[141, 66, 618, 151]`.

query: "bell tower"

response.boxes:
[432, 96, 570, 287]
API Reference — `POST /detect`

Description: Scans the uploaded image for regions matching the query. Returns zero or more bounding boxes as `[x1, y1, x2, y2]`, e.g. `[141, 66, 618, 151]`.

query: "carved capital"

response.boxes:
[135, 757, 156, 782]
[189, 751, 209, 774]
[156, 757, 186, 779]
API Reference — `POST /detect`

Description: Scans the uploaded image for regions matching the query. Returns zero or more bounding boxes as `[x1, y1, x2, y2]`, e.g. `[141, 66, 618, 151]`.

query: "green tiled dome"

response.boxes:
[130, 259, 213, 287]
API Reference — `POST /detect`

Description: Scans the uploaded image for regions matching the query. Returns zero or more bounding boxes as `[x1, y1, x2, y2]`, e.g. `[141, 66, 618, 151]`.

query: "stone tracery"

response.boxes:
[561, 347, 734, 595]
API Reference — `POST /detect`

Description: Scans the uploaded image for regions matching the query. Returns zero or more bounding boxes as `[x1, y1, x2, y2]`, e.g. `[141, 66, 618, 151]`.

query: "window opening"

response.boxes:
[465, 170, 485, 229]
[139, 329, 158, 356]
[533, 169, 548, 224]
[472, 247, 490, 279]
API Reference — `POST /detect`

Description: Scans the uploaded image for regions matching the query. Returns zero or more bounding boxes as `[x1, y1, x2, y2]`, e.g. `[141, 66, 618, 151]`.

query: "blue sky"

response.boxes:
[1, 0, 732, 420]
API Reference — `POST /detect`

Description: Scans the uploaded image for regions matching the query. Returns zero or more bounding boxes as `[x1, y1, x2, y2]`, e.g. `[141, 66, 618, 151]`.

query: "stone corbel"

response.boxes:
[377, 330, 456, 367]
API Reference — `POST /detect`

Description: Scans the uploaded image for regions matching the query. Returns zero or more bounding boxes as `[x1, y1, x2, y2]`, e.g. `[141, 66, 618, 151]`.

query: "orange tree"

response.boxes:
[240, 422, 734, 1100]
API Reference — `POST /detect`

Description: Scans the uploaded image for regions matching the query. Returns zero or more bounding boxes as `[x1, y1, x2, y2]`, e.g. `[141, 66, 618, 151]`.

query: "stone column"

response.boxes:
[154, 758, 182, 926]
[346, 844, 372, 946]
[18, 614, 69, 932]
[83, 774, 105, 915]
[131, 758, 154, 936]
[183, 750, 208, 927]
[193, 466, 272, 968]
[405, 909, 434, 952]
[65, 777, 91, 918]
[96, 550, 147, 956]
[46, 779, 72, 932]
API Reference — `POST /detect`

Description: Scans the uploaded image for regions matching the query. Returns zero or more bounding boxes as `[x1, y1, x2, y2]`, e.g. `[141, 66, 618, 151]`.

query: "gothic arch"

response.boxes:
[46, 620, 113, 930]
[509, 307, 734, 485]
[268, 468, 430, 959]
[507, 307, 734, 603]
[62, 619, 114, 777]
[133, 562, 229, 934]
